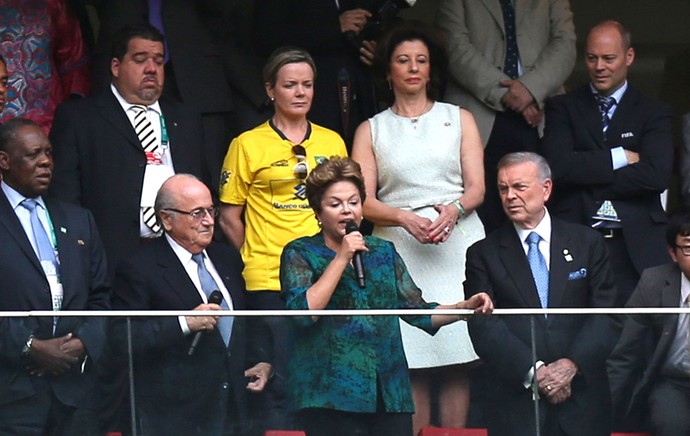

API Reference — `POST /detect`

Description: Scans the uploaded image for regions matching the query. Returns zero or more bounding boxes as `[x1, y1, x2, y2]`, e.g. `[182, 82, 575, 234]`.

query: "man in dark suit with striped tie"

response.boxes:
[49, 23, 205, 280]
[541, 20, 674, 307]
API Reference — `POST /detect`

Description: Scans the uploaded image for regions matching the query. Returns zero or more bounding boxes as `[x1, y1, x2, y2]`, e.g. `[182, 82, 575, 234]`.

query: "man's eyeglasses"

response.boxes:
[675, 245, 690, 256]
[164, 206, 218, 221]
[292, 145, 308, 180]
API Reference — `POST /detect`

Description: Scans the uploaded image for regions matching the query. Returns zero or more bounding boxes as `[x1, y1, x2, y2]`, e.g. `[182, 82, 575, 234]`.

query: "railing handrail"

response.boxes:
[0, 307, 688, 317]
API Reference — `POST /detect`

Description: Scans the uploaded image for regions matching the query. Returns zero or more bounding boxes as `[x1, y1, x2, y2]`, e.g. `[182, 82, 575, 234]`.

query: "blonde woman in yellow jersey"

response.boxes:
[217, 46, 347, 432]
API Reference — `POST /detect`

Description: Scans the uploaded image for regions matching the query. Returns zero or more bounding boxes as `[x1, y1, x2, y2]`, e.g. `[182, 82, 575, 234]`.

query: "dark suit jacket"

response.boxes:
[89, 0, 265, 116]
[607, 262, 683, 425]
[541, 85, 673, 275]
[110, 238, 269, 435]
[49, 90, 204, 279]
[254, 0, 377, 146]
[0, 189, 109, 409]
[465, 218, 618, 436]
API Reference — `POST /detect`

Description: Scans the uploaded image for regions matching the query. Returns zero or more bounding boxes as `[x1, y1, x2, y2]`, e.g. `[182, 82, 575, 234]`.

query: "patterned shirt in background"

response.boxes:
[0, 0, 90, 133]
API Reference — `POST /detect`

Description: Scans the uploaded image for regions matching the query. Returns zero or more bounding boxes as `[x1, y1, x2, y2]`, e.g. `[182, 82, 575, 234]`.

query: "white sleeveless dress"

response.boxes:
[370, 102, 485, 368]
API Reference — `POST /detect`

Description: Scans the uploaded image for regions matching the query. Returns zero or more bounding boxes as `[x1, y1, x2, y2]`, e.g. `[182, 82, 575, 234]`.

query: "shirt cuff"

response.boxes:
[178, 316, 191, 335]
[523, 360, 545, 389]
[611, 147, 628, 170]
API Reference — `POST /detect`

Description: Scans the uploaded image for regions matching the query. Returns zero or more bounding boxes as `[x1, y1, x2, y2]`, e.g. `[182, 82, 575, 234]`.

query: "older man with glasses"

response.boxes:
[110, 173, 272, 436]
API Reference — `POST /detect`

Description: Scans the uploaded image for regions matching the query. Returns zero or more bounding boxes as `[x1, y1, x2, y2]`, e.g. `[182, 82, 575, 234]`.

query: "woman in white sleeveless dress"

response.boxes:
[351, 24, 485, 434]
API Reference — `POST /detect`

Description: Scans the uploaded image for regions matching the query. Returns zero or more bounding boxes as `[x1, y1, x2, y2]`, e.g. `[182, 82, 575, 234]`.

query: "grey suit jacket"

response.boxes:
[607, 262, 683, 422]
[436, 0, 576, 144]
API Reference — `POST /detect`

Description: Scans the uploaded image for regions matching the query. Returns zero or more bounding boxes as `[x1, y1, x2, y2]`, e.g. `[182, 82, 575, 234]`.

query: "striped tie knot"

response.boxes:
[595, 95, 616, 133]
[132, 105, 158, 152]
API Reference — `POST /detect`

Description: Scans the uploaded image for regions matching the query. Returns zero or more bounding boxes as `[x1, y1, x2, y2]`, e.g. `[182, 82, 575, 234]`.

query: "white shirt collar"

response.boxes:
[514, 207, 552, 244]
[590, 80, 628, 104]
[110, 83, 162, 115]
[1, 181, 47, 211]
[165, 233, 208, 266]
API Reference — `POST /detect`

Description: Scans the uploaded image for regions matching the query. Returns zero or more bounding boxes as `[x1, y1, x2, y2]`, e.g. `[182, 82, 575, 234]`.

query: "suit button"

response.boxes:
[221, 382, 229, 390]
[44, 286, 50, 293]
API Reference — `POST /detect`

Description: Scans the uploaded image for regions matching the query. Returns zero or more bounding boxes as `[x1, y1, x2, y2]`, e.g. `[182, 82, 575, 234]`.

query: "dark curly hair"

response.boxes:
[373, 21, 448, 105]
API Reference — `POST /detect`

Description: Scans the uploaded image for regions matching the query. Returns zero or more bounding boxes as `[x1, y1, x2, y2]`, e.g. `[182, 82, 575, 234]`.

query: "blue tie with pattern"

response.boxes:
[596, 95, 616, 134]
[526, 232, 549, 314]
[21, 199, 58, 269]
[192, 253, 233, 346]
[499, 0, 520, 79]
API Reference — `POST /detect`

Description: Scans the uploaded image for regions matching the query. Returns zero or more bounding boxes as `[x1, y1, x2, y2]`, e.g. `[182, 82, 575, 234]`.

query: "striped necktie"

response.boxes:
[132, 105, 161, 233]
[596, 95, 616, 133]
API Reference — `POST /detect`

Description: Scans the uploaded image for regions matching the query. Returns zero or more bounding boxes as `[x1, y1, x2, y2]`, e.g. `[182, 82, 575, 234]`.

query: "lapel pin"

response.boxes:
[60, 227, 67, 233]
[77, 239, 85, 245]
[563, 249, 573, 262]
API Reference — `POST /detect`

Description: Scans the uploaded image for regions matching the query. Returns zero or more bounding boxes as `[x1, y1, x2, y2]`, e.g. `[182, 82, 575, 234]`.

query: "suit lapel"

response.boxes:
[207, 243, 244, 310]
[155, 239, 205, 309]
[514, 0, 530, 28]
[498, 225, 545, 318]
[97, 91, 144, 152]
[45, 198, 75, 308]
[606, 87, 639, 145]
[649, 269, 682, 372]
[574, 86, 607, 148]
[546, 221, 571, 312]
[0, 190, 44, 275]
[479, 0, 504, 29]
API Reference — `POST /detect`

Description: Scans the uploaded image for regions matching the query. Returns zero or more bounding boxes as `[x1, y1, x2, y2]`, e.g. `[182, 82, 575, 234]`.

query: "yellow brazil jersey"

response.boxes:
[219, 120, 348, 291]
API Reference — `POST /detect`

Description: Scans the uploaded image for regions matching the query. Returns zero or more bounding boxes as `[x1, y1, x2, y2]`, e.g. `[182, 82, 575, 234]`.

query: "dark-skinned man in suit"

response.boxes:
[0, 118, 109, 435]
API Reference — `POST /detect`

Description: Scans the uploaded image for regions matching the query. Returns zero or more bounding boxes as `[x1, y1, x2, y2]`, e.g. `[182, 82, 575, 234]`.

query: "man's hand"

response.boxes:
[27, 333, 81, 376]
[522, 103, 543, 128]
[245, 362, 273, 392]
[500, 79, 535, 113]
[624, 149, 640, 165]
[339, 9, 371, 34]
[360, 40, 376, 66]
[185, 303, 220, 333]
[537, 358, 578, 403]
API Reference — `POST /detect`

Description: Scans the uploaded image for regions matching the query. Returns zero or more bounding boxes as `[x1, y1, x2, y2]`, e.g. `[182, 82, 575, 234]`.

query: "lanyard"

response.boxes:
[44, 207, 61, 272]
[160, 114, 169, 150]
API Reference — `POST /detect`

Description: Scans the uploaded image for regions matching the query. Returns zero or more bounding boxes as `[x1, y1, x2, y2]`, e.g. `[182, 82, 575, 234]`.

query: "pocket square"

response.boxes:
[568, 268, 587, 280]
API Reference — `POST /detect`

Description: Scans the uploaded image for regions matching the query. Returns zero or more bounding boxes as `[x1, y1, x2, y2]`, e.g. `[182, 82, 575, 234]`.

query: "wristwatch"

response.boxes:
[22, 335, 34, 356]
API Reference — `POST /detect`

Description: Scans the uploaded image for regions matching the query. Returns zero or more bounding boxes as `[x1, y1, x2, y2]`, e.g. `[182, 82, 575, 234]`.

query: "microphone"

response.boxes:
[345, 221, 366, 288]
[188, 290, 223, 356]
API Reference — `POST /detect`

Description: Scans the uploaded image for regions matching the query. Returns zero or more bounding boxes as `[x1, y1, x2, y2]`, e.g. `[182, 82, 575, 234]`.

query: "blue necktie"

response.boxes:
[596, 95, 616, 134]
[499, 0, 520, 79]
[21, 199, 58, 271]
[526, 232, 549, 313]
[192, 253, 232, 346]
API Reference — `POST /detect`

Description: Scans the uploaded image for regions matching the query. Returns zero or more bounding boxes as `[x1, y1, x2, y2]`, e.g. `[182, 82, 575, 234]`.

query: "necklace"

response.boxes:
[392, 101, 432, 126]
